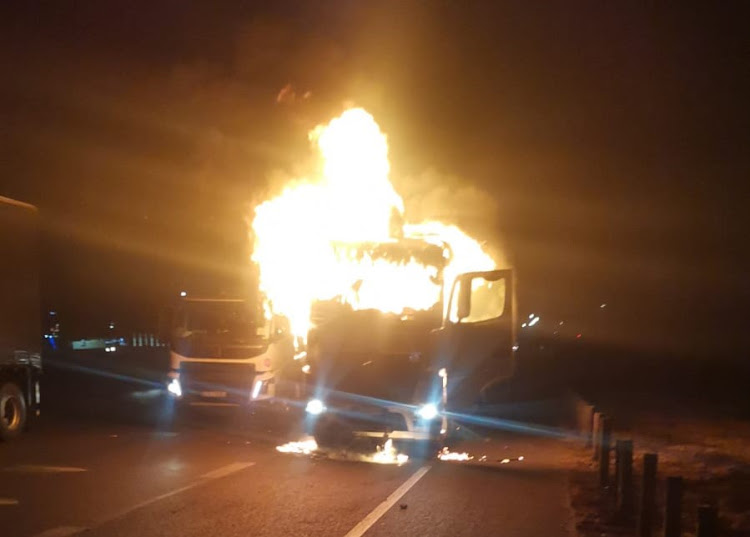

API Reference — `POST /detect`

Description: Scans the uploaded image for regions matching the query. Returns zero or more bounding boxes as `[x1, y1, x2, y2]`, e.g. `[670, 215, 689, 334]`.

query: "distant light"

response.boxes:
[301, 364, 311, 374]
[252, 380, 263, 399]
[576, 333, 582, 339]
[180, 291, 187, 297]
[559, 321, 564, 326]
[600, 303, 607, 309]
[521, 322, 527, 328]
[108, 322, 115, 330]
[518, 456, 524, 461]
[528, 313, 534, 319]
[528, 316, 540, 327]
[512, 344, 519, 352]
[438, 368, 447, 378]
[49, 311, 57, 316]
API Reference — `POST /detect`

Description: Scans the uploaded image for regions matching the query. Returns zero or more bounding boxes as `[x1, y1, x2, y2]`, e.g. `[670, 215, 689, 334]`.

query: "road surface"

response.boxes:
[1, 360, 577, 537]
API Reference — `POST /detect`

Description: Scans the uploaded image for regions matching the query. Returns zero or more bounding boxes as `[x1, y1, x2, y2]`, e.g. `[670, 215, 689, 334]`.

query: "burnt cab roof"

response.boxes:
[331, 238, 448, 269]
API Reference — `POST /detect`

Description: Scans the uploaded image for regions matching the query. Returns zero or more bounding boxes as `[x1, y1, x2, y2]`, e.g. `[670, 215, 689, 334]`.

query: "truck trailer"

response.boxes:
[0, 195, 42, 440]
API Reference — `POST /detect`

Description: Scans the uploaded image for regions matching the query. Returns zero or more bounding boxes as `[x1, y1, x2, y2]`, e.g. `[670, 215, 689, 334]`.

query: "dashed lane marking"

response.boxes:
[31, 527, 86, 537]
[31, 461, 255, 537]
[3, 465, 87, 473]
[200, 461, 254, 479]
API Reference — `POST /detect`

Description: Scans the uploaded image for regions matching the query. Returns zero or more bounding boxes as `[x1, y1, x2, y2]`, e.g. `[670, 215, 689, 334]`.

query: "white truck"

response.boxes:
[165, 297, 295, 410]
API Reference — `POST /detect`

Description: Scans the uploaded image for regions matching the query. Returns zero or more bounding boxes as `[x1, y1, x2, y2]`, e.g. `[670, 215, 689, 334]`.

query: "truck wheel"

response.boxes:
[313, 416, 354, 450]
[0, 382, 27, 441]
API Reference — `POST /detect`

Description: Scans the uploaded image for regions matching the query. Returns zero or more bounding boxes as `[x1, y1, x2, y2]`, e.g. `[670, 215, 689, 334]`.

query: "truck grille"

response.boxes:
[179, 362, 256, 401]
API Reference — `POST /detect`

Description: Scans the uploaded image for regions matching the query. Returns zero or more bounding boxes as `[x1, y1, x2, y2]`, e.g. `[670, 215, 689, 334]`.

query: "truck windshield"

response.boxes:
[183, 301, 256, 335]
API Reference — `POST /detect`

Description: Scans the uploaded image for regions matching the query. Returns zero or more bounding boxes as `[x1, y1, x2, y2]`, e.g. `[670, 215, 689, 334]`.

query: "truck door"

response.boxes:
[438, 269, 515, 411]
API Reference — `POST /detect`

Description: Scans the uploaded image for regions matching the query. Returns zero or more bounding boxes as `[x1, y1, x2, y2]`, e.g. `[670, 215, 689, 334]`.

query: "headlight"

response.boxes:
[252, 380, 263, 399]
[305, 399, 326, 415]
[416, 403, 439, 420]
[167, 378, 182, 398]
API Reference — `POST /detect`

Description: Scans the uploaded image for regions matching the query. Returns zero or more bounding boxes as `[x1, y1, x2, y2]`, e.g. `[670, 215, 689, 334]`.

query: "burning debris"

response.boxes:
[369, 439, 409, 466]
[251, 107, 498, 343]
[436, 448, 525, 464]
[438, 448, 474, 462]
[276, 437, 409, 466]
[276, 438, 319, 455]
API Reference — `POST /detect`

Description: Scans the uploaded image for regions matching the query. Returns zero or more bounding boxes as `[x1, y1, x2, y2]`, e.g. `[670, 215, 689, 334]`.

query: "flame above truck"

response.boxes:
[251, 108, 499, 344]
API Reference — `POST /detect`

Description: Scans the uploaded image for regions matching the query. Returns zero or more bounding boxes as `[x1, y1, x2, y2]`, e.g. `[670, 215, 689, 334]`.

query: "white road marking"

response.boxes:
[31, 461, 255, 537]
[103, 461, 256, 523]
[3, 465, 87, 473]
[32, 527, 86, 537]
[200, 461, 254, 479]
[343, 465, 431, 537]
[0, 497, 20, 505]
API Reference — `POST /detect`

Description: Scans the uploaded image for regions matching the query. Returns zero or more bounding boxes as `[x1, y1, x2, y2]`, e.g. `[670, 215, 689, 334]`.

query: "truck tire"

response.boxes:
[0, 382, 27, 441]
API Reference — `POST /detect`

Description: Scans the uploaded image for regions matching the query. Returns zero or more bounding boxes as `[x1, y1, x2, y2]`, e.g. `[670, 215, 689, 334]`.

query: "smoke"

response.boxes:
[396, 169, 509, 268]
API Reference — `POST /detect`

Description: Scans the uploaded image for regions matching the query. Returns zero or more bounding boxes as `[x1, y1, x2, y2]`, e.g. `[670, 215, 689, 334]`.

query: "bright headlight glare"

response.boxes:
[305, 399, 326, 415]
[167, 378, 182, 398]
[416, 403, 439, 420]
[252, 380, 263, 399]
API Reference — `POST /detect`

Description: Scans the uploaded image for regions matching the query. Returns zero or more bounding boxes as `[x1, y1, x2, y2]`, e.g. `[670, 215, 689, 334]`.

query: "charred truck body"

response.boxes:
[302, 238, 514, 453]
[0, 196, 42, 440]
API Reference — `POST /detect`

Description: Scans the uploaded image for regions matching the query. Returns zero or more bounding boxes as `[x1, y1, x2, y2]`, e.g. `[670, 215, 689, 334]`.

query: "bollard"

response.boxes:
[664, 476, 683, 537]
[616, 440, 634, 520]
[592, 412, 602, 460]
[582, 403, 595, 447]
[697, 503, 718, 537]
[638, 453, 658, 537]
[598, 415, 612, 487]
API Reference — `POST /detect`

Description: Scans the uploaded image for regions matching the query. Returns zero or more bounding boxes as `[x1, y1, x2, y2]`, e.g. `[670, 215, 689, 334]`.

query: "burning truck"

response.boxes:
[299, 240, 514, 454]
[252, 108, 515, 454]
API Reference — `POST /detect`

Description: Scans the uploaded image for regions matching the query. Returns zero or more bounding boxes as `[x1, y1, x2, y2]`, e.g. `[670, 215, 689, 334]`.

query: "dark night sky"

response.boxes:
[1, 1, 748, 358]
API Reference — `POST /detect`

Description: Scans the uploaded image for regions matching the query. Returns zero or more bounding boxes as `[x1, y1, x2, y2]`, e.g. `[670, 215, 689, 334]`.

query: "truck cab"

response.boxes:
[300, 238, 515, 454]
[166, 297, 293, 409]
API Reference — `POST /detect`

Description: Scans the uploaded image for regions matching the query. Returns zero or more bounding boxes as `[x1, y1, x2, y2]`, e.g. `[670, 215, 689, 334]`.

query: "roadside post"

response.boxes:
[592, 412, 602, 460]
[638, 453, 658, 537]
[598, 415, 612, 487]
[664, 476, 683, 537]
[615, 439, 634, 520]
[697, 503, 718, 537]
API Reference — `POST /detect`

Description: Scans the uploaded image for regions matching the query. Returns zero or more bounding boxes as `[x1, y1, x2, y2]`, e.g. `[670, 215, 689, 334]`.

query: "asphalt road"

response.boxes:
[1, 361, 577, 537]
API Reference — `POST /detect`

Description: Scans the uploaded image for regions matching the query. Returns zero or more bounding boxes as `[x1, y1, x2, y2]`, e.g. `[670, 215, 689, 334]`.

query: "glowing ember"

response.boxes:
[276, 437, 408, 465]
[251, 107, 499, 342]
[437, 447, 474, 462]
[370, 439, 409, 465]
[276, 438, 318, 455]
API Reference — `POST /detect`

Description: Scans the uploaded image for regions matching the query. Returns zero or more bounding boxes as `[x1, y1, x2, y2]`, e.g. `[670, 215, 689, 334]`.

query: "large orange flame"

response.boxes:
[251, 108, 497, 341]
